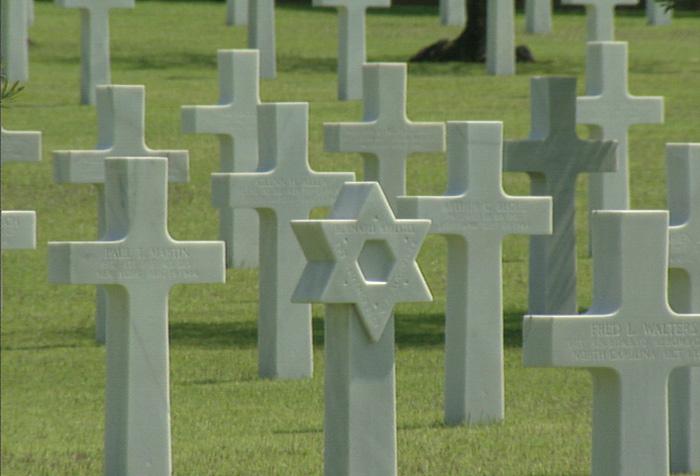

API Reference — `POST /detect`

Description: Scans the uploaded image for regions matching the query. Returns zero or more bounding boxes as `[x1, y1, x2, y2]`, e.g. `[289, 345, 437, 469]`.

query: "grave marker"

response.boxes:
[523, 210, 700, 476]
[248, 0, 276, 78]
[313, 0, 390, 100]
[49, 157, 225, 476]
[212, 103, 355, 379]
[227, 0, 247, 26]
[525, 0, 552, 34]
[667, 143, 700, 473]
[1, 0, 29, 82]
[54, 85, 189, 343]
[1, 125, 41, 302]
[578, 42, 663, 217]
[55, 0, 134, 105]
[486, 0, 515, 75]
[561, 0, 637, 41]
[397, 122, 552, 425]
[182, 49, 261, 269]
[292, 182, 432, 476]
[324, 63, 445, 211]
[439, 0, 465, 26]
[27, 0, 35, 27]
[647, 0, 672, 26]
[504, 77, 617, 314]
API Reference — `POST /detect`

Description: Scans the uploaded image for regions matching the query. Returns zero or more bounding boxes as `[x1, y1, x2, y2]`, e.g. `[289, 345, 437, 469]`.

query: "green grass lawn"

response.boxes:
[2, 2, 699, 474]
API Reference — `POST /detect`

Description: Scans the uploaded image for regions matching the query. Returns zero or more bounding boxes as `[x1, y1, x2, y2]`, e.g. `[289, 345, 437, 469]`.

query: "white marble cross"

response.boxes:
[1, 125, 41, 302]
[26, 0, 34, 27]
[248, 0, 276, 79]
[486, 0, 515, 75]
[212, 103, 355, 379]
[647, 0, 672, 25]
[523, 210, 700, 476]
[666, 143, 700, 474]
[504, 77, 617, 315]
[53, 85, 189, 343]
[55, 0, 135, 105]
[578, 42, 663, 217]
[397, 122, 552, 425]
[561, 0, 637, 41]
[182, 49, 261, 269]
[292, 182, 432, 476]
[324, 63, 445, 211]
[525, 0, 552, 33]
[226, 0, 247, 26]
[439, 0, 465, 26]
[49, 157, 225, 476]
[313, 0, 390, 101]
[1, 0, 29, 82]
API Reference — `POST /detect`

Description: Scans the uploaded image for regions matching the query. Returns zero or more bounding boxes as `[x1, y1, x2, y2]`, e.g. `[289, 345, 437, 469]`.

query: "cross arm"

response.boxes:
[324, 123, 375, 154]
[48, 241, 117, 285]
[55, 0, 134, 10]
[170, 241, 226, 284]
[53, 151, 189, 184]
[1, 129, 41, 164]
[1, 211, 36, 250]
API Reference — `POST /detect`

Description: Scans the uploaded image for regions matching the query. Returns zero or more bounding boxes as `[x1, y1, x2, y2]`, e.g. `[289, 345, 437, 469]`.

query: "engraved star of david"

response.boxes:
[293, 182, 432, 342]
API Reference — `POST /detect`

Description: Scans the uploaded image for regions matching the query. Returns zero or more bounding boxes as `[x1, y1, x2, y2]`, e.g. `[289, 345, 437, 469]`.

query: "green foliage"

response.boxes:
[0, 71, 24, 107]
[1, 3, 699, 475]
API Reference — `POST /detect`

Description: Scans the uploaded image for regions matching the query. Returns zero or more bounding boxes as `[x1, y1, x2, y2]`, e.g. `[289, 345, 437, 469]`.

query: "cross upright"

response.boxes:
[182, 49, 261, 269]
[212, 103, 355, 379]
[397, 121, 552, 426]
[504, 77, 617, 315]
[48, 157, 225, 476]
[578, 41, 664, 215]
[523, 210, 700, 476]
[439, 0, 466, 26]
[226, 0, 248, 26]
[248, 0, 276, 78]
[486, 0, 515, 75]
[647, 0, 672, 25]
[561, 0, 637, 41]
[525, 0, 552, 33]
[54, 84, 189, 343]
[666, 143, 700, 473]
[292, 182, 432, 476]
[313, 0, 390, 100]
[55, 0, 135, 105]
[324, 63, 445, 212]
[1, 0, 29, 82]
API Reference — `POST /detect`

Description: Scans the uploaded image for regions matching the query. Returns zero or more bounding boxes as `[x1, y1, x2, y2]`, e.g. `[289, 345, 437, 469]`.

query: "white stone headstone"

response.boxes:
[54, 0, 135, 105]
[504, 77, 617, 315]
[578, 42, 663, 217]
[292, 182, 432, 476]
[226, 0, 247, 26]
[561, 0, 637, 41]
[49, 157, 225, 476]
[248, 0, 276, 79]
[486, 0, 515, 76]
[1, 0, 29, 82]
[53, 85, 189, 343]
[397, 122, 552, 425]
[666, 143, 700, 474]
[523, 210, 700, 476]
[182, 49, 261, 269]
[212, 103, 355, 379]
[26, 0, 34, 27]
[439, 0, 466, 27]
[646, 0, 672, 25]
[525, 0, 552, 34]
[324, 63, 445, 211]
[313, 0, 390, 101]
[1, 125, 41, 300]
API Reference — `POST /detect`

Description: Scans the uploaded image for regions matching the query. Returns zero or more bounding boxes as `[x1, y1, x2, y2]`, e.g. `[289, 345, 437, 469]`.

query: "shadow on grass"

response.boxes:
[167, 311, 526, 349]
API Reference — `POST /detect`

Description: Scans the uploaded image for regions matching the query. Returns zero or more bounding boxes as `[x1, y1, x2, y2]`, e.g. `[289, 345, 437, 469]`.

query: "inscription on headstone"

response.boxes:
[53, 85, 189, 343]
[55, 0, 135, 105]
[324, 63, 444, 211]
[524, 211, 700, 476]
[293, 182, 432, 476]
[49, 157, 225, 476]
[667, 143, 700, 473]
[182, 49, 261, 269]
[504, 77, 617, 315]
[212, 103, 355, 379]
[313, 0, 390, 100]
[397, 122, 552, 425]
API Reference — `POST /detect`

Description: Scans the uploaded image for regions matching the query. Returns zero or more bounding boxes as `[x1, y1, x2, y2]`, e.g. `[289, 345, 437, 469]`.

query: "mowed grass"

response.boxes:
[2, 2, 699, 474]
